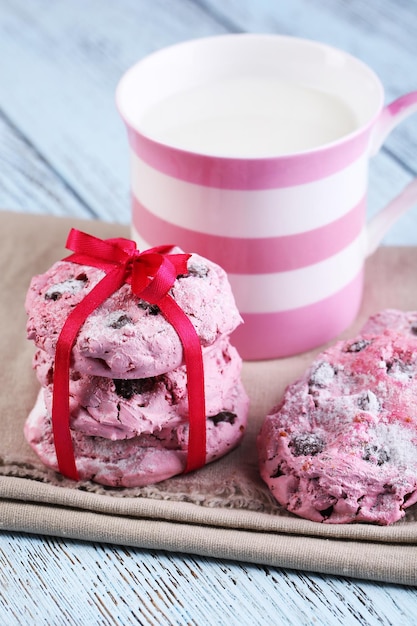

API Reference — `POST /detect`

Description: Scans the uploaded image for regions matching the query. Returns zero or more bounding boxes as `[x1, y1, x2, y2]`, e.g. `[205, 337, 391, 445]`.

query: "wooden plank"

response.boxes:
[1, 531, 417, 625]
[200, 0, 417, 98]
[0, 0, 229, 223]
[0, 112, 95, 218]
[368, 150, 417, 245]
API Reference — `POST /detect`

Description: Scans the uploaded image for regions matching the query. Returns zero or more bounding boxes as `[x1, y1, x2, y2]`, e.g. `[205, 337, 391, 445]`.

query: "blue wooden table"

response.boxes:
[1, 1, 417, 623]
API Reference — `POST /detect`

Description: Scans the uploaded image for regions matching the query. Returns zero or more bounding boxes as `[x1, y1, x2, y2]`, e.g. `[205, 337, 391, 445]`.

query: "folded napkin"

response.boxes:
[1, 210, 417, 586]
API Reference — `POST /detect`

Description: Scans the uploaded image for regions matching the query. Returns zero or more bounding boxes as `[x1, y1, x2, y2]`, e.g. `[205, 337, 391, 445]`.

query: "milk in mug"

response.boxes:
[139, 76, 358, 156]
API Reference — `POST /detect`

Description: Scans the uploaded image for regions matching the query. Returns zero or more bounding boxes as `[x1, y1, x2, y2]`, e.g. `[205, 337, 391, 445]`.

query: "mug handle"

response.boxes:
[366, 92, 417, 256]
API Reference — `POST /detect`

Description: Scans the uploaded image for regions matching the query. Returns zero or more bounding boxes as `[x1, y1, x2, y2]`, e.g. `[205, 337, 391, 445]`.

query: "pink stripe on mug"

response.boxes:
[117, 34, 417, 360]
[132, 194, 366, 274]
[126, 124, 371, 190]
[232, 270, 364, 360]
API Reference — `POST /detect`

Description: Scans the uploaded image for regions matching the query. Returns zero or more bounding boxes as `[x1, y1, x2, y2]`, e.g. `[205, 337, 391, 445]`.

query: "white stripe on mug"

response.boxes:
[130, 152, 368, 238]
[132, 225, 365, 313]
[228, 231, 366, 313]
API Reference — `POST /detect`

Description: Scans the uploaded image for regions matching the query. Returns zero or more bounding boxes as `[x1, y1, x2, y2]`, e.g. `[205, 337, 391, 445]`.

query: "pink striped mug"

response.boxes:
[116, 34, 417, 360]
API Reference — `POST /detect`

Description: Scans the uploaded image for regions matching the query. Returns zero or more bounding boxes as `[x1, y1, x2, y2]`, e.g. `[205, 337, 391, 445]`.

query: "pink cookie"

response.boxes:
[25, 378, 248, 487]
[361, 309, 417, 338]
[34, 336, 246, 440]
[25, 252, 242, 378]
[258, 328, 417, 525]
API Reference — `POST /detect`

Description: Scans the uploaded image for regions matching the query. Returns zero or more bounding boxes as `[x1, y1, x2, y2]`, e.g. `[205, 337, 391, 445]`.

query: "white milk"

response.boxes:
[139, 76, 358, 157]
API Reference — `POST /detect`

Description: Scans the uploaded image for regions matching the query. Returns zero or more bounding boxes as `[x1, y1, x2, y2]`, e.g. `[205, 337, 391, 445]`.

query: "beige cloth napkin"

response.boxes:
[1, 210, 417, 585]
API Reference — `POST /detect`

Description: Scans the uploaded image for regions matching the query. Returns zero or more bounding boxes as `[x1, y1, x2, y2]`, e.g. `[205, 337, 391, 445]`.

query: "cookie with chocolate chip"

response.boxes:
[257, 323, 417, 525]
[25, 372, 248, 488]
[34, 336, 247, 442]
[361, 308, 417, 338]
[24, 240, 249, 487]
[25, 251, 242, 379]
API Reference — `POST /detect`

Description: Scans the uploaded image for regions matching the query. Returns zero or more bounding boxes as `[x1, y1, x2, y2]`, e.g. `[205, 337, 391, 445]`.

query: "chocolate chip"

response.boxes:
[138, 300, 160, 315]
[113, 377, 158, 400]
[362, 444, 390, 465]
[357, 390, 380, 413]
[319, 505, 334, 518]
[270, 464, 283, 479]
[289, 433, 325, 457]
[386, 359, 414, 379]
[411, 323, 417, 336]
[75, 272, 88, 282]
[308, 362, 335, 388]
[109, 314, 132, 329]
[44, 278, 86, 300]
[178, 260, 209, 279]
[44, 291, 62, 301]
[209, 411, 237, 426]
[346, 339, 371, 353]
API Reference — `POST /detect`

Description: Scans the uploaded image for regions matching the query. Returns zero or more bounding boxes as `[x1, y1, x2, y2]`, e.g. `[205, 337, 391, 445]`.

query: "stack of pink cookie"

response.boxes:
[24, 250, 249, 487]
[258, 309, 417, 525]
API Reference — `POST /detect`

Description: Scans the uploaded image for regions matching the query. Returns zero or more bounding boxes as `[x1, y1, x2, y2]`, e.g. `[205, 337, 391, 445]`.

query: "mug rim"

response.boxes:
[116, 33, 385, 162]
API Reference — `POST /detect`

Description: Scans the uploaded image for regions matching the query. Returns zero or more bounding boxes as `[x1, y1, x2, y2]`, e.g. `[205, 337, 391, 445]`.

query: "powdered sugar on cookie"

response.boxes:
[258, 312, 417, 525]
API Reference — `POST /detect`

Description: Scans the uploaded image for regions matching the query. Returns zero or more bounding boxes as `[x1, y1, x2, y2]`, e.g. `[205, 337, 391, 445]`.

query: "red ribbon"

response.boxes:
[52, 229, 207, 481]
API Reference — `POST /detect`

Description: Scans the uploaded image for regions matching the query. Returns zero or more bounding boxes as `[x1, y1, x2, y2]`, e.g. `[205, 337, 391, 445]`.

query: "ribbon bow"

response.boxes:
[52, 229, 206, 481]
